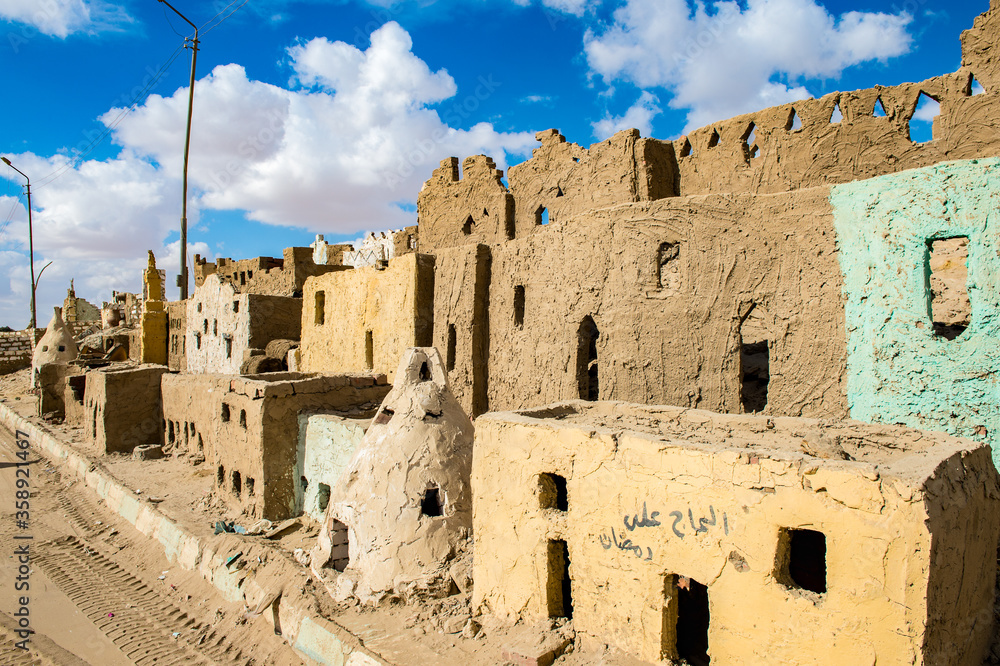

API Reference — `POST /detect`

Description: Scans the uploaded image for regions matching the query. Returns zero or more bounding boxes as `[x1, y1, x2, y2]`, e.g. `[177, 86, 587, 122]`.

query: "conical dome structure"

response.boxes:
[31, 307, 78, 387]
[312, 347, 474, 603]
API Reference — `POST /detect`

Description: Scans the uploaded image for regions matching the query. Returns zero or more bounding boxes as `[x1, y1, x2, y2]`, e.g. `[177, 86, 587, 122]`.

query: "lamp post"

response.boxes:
[1, 157, 36, 330]
[156, 0, 199, 300]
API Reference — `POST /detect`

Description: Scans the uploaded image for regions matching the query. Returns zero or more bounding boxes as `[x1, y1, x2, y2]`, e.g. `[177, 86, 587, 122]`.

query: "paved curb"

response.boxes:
[0, 400, 385, 666]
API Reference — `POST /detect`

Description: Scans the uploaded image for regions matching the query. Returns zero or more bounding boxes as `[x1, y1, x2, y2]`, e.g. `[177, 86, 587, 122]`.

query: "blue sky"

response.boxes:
[0, 0, 989, 328]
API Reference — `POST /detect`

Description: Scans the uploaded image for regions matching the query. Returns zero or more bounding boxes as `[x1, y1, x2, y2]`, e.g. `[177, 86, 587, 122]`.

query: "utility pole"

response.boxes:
[1, 157, 36, 330]
[157, 0, 199, 300]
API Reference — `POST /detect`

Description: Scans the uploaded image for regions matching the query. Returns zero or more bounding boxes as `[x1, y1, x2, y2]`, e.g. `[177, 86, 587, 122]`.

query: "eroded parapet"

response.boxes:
[417, 130, 678, 252]
[670, 0, 1000, 197]
[417, 155, 515, 252]
[473, 401, 1000, 665]
[160, 371, 389, 521]
[193, 246, 347, 298]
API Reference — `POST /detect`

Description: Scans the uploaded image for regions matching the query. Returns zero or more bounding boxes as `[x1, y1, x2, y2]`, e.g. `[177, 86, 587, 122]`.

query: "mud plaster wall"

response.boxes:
[84, 365, 167, 454]
[296, 414, 370, 522]
[431, 244, 490, 416]
[299, 253, 435, 383]
[830, 157, 1000, 466]
[161, 372, 389, 520]
[485, 187, 847, 418]
[472, 402, 1000, 665]
[187, 275, 302, 375]
[36, 362, 84, 418]
[167, 301, 187, 372]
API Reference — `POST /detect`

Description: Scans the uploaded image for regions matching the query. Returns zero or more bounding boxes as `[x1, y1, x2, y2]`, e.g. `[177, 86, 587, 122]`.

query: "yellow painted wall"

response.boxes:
[472, 401, 1000, 665]
[299, 254, 434, 382]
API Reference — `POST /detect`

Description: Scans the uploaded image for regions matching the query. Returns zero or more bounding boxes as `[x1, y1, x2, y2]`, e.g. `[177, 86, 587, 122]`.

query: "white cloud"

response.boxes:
[0, 0, 133, 38]
[0, 21, 535, 326]
[585, 0, 913, 130]
[592, 91, 660, 138]
[105, 21, 535, 231]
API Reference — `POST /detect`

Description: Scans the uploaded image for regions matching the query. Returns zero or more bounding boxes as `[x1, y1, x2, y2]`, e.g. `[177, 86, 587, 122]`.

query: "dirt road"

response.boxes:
[0, 421, 308, 665]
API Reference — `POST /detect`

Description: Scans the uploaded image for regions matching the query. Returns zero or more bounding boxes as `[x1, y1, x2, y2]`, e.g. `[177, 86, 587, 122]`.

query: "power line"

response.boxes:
[200, 0, 249, 37]
[33, 42, 187, 190]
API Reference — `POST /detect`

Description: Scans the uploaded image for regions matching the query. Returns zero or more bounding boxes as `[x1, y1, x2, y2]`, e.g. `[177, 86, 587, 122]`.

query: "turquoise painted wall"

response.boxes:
[830, 158, 1000, 466]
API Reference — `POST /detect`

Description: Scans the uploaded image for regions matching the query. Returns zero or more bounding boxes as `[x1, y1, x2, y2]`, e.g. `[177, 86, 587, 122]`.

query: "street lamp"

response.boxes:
[1, 156, 37, 331]
[156, 0, 199, 300]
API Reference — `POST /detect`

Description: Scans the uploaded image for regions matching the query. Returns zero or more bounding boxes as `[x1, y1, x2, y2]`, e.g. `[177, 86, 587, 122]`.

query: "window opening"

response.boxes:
[317, 483, 331, 512]
[547, 540, 573, 619]
[741, 122, 757, 162]
[331, 519, 350, 572]
[535, 205, 549, 225]
[315, 291, 325, 325]
[873, 97, 887, 117]
[679, 138, 692, 157]
[213, 319, 218, 336]
[556, 185, 564, 197]
[676, 576, 710, 666]
[446, 325, 457, 371]
[421, 487, 442, 516]
[240, 272, 246, 286]
[233, 300, 239, 313]
[707, 129, 720, 148]
[657, 242, 680, 290]
[221, 403, 230, 422]
[538, 473, 568, 511]
[246, 478, 255, 496]
[203, 319, 208, 333]
[780, 528, 827, 594]
[224, 336, 232, 359]
[217, 465, 225, 486]
[928, 236, 970, 340]
[197, 302, 202, 313]
[785, 108, 802, 131]
[830, 102, 843, 123]
[232, 471, 242, 497]
[167, 421, 175, 444]
[577, 316, 600, 401]
[969, 75, 985, 96]
[419, 361, 431, 382]
[462, 216, 475, 235]
[513, 285, 525, 327]
[365, 331, 374, 370]
[194, 333, 201, 350]
[197, 434, 203, 454]
[909, 92, 940, 143]
[740, 305, 769, 413]
[239, 409, 247, 429]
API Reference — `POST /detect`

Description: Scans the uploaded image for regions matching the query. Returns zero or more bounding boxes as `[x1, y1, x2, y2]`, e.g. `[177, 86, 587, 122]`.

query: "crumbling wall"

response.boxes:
[84, 364, 167, 454]
[417, 129, 678, 254]
[187, 274, 302, 375]
[193, 247, 347, 297]
[36, 362, 85, 418]
[665, 1, 1000, 198]
[473, 401, 1000, 665]
[432, 244, 490, 417]
[167, 301, 187, 372]
[299, 253, 435, 382]
[416, 156, 515, 252]
[485, 186, 847, 418]
[161, 372, 389, 520]
[830, 157, 1000, 465]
